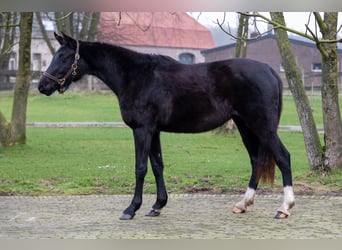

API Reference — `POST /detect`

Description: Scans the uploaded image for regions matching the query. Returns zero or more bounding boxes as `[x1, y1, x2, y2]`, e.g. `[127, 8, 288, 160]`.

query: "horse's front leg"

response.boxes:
[146, 131, 168, 217]
[120, 128, 153, 220]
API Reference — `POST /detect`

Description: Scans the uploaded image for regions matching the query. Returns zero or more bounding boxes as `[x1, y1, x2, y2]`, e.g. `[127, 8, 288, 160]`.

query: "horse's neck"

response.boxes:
[81, 42, 139, 95]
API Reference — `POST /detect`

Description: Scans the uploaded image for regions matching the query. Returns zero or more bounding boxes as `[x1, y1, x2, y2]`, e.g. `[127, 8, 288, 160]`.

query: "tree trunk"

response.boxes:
[54, 12, 63, 32]
[67, 12, 74, 37]
[0, 12, 18, 85]
[79, 12, 91, 40]
[0, 12, 33, 146]
[54, 12, 72, 35]
[53, 12, 99, 41]
[35, 12, 55, 55]
[235, 13, 249, 58]
[318, 12, 342, 170]
[0, 112, 10, 145]
[87, 12, 100, 41]
[270, 12, 325, 172]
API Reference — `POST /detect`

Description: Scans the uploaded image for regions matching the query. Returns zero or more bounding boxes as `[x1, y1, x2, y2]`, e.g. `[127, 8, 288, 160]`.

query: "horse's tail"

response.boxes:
[255, 148, 276, 186]
[270, 65, 283, 124]
[255, 66, 283, 186]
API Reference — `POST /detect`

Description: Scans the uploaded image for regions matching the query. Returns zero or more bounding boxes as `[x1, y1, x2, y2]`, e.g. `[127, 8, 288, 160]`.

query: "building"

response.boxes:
[97, 12, 215, 64]
[201, 33, 342, 90]
[1, 12, 215, 91]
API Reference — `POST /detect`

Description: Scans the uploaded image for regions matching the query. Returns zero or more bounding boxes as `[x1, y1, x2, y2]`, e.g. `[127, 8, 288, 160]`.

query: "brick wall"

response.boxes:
[202, 35, 342, 90]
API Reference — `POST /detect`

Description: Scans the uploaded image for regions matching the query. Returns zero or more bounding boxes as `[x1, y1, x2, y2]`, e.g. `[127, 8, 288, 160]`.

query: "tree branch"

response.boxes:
[215, 13, 271, 42]
[35, 12, 55, 55]
[240, 12, 315, 40]
[313, 12, 326, 32]
[0, 23, 19, 28]
[0, 41, 18, 56]
[126, 12, 152, 32]
[45, 11, 73, 22]
[241, 12, 342, 46]
[305, 24, 329, 58]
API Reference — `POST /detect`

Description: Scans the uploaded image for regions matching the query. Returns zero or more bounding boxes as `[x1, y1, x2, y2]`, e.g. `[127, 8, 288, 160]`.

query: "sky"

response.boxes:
[189, 12, 342, 37]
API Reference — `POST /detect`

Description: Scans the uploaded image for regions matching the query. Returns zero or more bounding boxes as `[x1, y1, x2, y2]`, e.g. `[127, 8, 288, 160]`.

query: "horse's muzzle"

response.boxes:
[38, 79, 57, 96]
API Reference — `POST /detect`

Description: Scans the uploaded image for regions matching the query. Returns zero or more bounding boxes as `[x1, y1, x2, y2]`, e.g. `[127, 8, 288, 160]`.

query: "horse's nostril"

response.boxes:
[38, 82, 49, 95]
[38, 84, 44, 93]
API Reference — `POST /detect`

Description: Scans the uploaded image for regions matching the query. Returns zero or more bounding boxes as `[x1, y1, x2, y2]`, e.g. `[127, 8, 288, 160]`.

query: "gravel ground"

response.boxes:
[0, 194, 341, 239]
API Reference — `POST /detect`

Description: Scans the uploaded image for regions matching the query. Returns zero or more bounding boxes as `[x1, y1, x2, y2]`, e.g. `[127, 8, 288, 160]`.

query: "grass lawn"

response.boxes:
[1, 90, 337, 126]
[0, 91, 341, 195]
[0, 91, 122, 122]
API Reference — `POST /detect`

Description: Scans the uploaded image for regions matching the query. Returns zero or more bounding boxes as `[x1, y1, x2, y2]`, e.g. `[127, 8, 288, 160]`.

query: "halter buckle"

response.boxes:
[58, 78, 66, 85]
[71, 63, 78, 76]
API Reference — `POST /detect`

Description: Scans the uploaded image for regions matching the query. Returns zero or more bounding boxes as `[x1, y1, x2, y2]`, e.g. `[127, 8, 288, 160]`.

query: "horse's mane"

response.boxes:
[81, 41, 179, 68]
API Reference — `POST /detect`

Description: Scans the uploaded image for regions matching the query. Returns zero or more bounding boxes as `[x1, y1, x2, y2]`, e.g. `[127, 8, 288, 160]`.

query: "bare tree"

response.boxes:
[54, 12, 72, 36]
[35, 12, 55, 54]
[0, 12, 18, 85]
[241, 12, 342, 172]
[36, 12, 100, 56]
[79, 12, 100, 41]
[52, 12, 100, 41]
[0, 12, 33, 146]
[314, 12, 342, 171]
[269, 12, 325, 172]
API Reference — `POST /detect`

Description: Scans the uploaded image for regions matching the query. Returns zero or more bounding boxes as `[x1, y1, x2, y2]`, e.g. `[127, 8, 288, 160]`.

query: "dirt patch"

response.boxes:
[184, 183, 342, 196]
[186, 186, 213, 193]
[0, 180, 11, 184]
[0, 191, 14, 196]
[37, 180, 54, 188]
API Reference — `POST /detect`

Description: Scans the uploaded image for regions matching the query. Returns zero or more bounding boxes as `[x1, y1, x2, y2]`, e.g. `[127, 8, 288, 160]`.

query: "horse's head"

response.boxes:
[38, 32, 84, 96]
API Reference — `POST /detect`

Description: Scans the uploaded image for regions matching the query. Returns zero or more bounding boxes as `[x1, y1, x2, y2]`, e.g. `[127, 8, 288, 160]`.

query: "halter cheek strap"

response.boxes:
[43, 40, 80, 94]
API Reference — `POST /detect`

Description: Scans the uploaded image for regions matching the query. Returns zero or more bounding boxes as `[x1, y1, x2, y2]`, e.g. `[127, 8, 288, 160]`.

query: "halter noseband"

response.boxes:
[43, 39, 80, 94]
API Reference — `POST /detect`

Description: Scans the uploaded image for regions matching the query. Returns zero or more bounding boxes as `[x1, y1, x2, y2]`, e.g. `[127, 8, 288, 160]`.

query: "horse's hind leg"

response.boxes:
[265, 134, 295, 218]
[232, 116, 259, 214]
[146, 131, 168, 217]
[233, 117, 294, 218]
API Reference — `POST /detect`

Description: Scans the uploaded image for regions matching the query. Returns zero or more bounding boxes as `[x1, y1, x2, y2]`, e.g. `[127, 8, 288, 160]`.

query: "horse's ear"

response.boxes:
[54, 32, 65, 45]
[61, 32, 77, 49]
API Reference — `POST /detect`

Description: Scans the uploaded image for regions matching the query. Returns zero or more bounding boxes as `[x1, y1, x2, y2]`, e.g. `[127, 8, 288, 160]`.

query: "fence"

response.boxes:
[0, 70, 43, 90]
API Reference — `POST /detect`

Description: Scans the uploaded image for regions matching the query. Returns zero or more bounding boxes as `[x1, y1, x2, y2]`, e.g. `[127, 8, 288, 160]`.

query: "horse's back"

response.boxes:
[153, 58, 281, 133]
[208, 58, 280, 91]
[205, 58, 282, 130]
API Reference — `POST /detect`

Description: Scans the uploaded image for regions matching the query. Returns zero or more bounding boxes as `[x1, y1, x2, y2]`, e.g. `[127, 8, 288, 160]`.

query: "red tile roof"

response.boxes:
[98, 12, 215, 49]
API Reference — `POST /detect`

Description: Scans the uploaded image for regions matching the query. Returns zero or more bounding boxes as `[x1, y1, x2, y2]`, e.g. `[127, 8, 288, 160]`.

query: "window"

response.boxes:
[178, 53, 195, 64]
[32, 53, 42, 71]
[280, 63, 285, 72]
[311, 63, 322, 72]
[9, 52, 17, 70]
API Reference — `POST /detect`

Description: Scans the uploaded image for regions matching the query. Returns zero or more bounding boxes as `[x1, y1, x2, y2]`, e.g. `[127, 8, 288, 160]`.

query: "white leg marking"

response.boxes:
[234, 187, 256, 212]
[277, 186, 295, 216]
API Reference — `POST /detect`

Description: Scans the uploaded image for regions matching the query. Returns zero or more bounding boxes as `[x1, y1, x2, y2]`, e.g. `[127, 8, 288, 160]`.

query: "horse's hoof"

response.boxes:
[120, 213, 135, 220]
[274, 211, 288, 219]
[232, 206, 246, 214]
[146, 209, 161, 217]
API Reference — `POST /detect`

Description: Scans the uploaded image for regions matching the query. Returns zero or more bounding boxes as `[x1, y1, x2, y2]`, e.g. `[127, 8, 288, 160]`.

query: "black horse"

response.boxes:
[38, 33, 295, 220]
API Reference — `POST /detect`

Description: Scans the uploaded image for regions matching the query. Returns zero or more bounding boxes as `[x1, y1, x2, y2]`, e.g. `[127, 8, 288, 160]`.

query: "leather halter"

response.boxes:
[43, 40, 80, 94]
